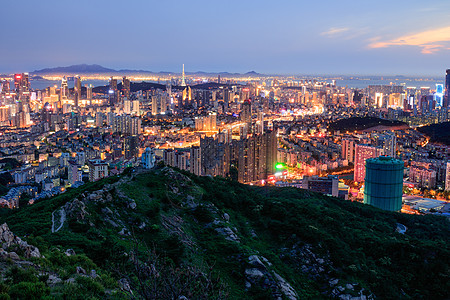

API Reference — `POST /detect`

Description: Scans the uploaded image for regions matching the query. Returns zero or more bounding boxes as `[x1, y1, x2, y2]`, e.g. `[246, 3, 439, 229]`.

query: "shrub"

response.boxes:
[9, 282, 50, 300]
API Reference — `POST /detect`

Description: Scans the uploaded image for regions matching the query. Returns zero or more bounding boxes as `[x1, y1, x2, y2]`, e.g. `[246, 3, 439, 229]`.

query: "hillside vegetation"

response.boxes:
[0, 166, 448, 299]
[417, 121, 450, 145]
[328, 117, 407, 132]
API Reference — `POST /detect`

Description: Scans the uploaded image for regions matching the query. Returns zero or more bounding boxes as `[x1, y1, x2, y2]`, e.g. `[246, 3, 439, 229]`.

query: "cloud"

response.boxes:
[321, 27, 349, 37]
[368, 26, 450, 54]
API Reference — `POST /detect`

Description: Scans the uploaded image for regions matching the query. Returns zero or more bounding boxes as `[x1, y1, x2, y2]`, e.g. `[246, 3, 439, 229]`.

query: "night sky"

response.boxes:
[2, 0, 450, 75]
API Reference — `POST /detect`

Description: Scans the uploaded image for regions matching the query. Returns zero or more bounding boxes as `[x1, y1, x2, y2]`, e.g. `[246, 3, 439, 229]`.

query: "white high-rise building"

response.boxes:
[132, 100, 140, 115]
[88, 159, 108, 182]
[341, 138, 355, 163]
[151, 94, 167, 115]
[141, 147, 155, 169]
[124, 100, 132, 114]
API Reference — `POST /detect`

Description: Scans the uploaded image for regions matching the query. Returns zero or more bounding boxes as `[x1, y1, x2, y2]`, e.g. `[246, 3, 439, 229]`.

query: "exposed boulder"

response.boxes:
[128, 200, 137, 210]
[118, 278, 133, 294]
[0, 223, 41, 259]
[65, 249, 76, 256]
[245, 255, 298, 299]
[8, 252, 20, 260]
[64, 199, 89, 221]
[273, 272, 298, 300]
[47, 274, 63, 286]
[215, 227, 240, 243]
[76, 266, 87, 275]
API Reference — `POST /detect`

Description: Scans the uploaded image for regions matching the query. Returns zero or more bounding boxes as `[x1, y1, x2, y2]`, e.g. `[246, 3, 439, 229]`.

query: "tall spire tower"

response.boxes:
[181, 64, 186, 87]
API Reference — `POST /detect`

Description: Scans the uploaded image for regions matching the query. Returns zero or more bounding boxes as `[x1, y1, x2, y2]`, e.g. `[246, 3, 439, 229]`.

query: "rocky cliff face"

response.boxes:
[0, 223, 41, 259]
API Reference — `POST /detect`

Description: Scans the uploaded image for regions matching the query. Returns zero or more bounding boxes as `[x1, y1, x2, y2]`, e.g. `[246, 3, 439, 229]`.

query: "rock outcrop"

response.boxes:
[0, 223, 41, 259]
[245, 254, 298, 299]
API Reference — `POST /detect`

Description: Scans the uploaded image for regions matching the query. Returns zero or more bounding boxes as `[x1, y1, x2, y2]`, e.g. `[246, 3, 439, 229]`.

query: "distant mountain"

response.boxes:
[32, 64, 118, 75]
[31, 64, 264, 76]
[245, 71, 260, 76]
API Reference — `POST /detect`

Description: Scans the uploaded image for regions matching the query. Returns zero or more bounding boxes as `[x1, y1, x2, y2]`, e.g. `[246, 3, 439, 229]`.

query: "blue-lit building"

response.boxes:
[363, 156, 404, 211]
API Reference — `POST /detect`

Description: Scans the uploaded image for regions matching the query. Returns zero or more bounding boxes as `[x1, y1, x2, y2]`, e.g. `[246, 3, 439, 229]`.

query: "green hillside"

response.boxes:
[0, 166, 448, 299]
[417, 121, 450, 145]
[328, 117, 407, 132]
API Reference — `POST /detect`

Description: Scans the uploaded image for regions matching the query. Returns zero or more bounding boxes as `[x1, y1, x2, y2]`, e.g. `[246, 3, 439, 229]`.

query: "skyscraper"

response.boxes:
[124, 136, 139, 159]
[86, 84, 93, 103]
[181, 64, 186, 87]
[354, 144, 384, 182]
[223, 89, 230, 110]
[14, 73, 30, 102]
[445, 69, 450, 107]
[378, 133, 397, 158]
[190, 146, 202, 176]
[109, 77, 118, 90]
[122, 76, 131, 98]
[182, 86, 192, 107]
[341, 138, 355, 163]
[241, 99, 252, 127]
[74, 76, 82, 108]
[445, 162, 450, 191]
[152, 93, 167, 115]
[141, 147, 155, 169]
[238, 130, 277, 183]
[61, 76, 68, 99]
[1, 80, 10, 93]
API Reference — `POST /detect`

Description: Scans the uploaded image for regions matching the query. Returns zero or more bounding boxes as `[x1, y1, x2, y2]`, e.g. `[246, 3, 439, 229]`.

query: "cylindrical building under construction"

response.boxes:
[363, 156, 404, 211]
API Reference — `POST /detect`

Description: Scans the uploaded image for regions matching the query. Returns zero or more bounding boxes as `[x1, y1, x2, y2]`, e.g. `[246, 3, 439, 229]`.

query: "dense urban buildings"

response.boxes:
[0, 66, 449, 215]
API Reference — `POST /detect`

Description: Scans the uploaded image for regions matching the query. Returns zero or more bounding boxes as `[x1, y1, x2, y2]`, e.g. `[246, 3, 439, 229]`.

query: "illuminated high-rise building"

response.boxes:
[74, 76, 82, 108]
[141, 147, 155, 169]
[238, 130, 277, 183]
[190, 146, 202, 176]
[445, 162, 450, 191]
[86, 84, 93, 102]
[61, 76, 68, 99]
[124, 100, 132, 114]
[151, 93, 167, 115]
[435, 83, 444, 108]
[257, 109, 264, 134]
[223, 89, 230, 110]
[109, 77, 118, 90]
[0, 106, 10, 125]
[1, 80, 10, 93]
[354, 144, 384, 182]
[445, 69, 450, 107]
[182, 86, 192, 106]
[112, 114, 141, 136]
[181, 64, 186, 87]
[14, 73, 30, 103]
[122, 76, 131, 98]
[341, 138, 355, 163]
[124, 135, 139, 159]
[241, 99, 252, 127]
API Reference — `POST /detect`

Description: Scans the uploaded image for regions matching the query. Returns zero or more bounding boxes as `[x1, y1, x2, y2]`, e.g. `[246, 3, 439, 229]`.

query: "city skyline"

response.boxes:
[2, 1, 450, 76]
